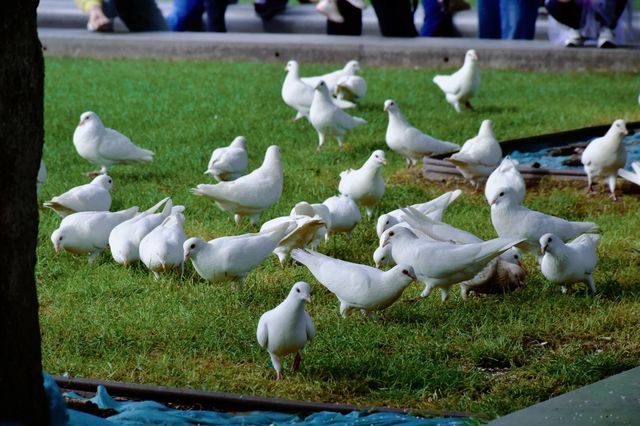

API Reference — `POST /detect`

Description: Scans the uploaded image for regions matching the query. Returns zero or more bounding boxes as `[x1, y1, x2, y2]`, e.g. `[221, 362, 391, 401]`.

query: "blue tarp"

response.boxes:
[509, 132, 640, 170]
[43, 373, 469, 426]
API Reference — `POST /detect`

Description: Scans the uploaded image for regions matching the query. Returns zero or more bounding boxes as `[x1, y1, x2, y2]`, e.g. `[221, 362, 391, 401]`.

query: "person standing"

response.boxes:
[478, 0, 539, 39]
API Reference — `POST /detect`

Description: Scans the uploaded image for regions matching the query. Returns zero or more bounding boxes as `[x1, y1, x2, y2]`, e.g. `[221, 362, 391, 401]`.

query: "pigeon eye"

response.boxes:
[499, 191, 505, 197]
[389, 231, 394, 236]
[514, 254, 519, 260]
[190, 243, 196, 249]
[548, 238, 552, 243]
[108, 179, 112, 183]
[381, 256, 386, 261]
[296, 288, 300, 293]
[59, 236, 63, 241]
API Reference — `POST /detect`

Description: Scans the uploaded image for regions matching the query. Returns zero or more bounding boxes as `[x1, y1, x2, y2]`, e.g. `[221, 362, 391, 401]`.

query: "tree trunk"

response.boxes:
[0, 1, 49, 424]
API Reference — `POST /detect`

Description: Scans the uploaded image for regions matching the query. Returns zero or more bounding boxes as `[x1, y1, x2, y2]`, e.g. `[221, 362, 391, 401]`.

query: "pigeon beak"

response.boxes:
[490, 197, 497, 206]
[375, 261, 381, 268]
[54, 245, 60, 254]
[383, 104, 389, 112]
[627, 128, 635, 136]
[304, 295, 311, 303]
[381, 238, 390, 248]
[203, 170, 211, 175]
[183, 251, 190, 261]
[541, 245, 548, 255]
[381, 159, 388, 166]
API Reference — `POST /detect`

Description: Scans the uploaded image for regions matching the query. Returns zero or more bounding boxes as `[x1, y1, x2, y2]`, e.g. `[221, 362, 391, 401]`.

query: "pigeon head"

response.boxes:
[289, 281, 312, 303]
[369, 150, 387, 167]
[478, 119, 494, 137]
[383, 99, 397, 113]
[498, 156, 518, 172]
[263, 145, 281, 167]
[465, 49, 478, 62]
[78, 111, 101, 128]
[230, 136, 247, 150]
[183, 237, 204, 261]
[92, 174, 113, 191]
[373, 244, 394, 268]
[344, 60, 360, 75]
[285, 60, 298, 72]
[381, 225, 416, 247]
[376, 214, 398, 238]
[387, 264, 418, 285]
[314, 80, 330, 93]
[489, 187, 517, 207]
[539, 233, 560, 255]
[499, 247, 522, 266]
[51, 228, 65, 253]
[609, 119, 629, 137]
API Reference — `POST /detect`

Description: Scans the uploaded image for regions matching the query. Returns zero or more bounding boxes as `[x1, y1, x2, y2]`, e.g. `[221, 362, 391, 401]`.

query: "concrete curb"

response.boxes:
[40, 28, 640, 72]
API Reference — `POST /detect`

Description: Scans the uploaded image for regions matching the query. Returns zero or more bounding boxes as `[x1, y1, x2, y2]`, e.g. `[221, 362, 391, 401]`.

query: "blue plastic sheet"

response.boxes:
[56, 384, 468, 426]
[509, 132, 640, 170]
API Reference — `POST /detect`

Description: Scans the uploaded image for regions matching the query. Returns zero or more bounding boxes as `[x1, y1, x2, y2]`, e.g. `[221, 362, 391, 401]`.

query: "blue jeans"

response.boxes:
[420, 0, 457, 37]
[103, 0, 168, 31]
[478, 0, 538, 39]
[167, 0, 229, 32]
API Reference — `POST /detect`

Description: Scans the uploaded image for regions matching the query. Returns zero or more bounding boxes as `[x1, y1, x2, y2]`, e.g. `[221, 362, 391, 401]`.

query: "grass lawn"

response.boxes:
[39, 57, 640, 419]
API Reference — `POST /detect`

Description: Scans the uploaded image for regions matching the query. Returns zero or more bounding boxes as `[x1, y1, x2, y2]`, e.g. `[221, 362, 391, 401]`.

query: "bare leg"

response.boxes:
[316, 132, 325, 152]
[421, 284, 434, 298]
[586, 275, 596, 293]
[440, 286, 451, 302]
[586, 175, 594, 194]
[270, 354, 283, 380]
[607, 175, 618, 201]
[234, 214, 242, 225]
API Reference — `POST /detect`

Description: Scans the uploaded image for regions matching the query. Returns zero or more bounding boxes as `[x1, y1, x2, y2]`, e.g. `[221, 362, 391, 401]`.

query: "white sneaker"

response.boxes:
[316, 0, 344, 23]
[564, 28, 584, 47]
[598, 27, 616, 48]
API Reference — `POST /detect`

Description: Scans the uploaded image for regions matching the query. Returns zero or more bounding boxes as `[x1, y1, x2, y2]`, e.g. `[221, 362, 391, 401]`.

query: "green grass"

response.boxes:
[39, 58, 640, 419]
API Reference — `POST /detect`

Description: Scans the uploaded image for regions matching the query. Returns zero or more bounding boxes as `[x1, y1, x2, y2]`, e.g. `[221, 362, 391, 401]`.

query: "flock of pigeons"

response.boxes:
[39, 51, 639, 380]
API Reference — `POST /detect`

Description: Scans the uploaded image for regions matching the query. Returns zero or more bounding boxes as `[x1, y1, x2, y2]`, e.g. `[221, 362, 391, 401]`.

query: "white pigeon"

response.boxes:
[581, 119, 629, 200]
[51, 206, 139, 262]
[139, 212, 187, 281]
[205, 136, 248, 182]
[398, 207, 526, 298]
[446, 119, 502, 187]
[309, 81, 367, 150]
[191, 145, 283, 225]
[72, 111, 154, 175]
[490, 186, 599, 256]
[43, 175, 113, 217]
[381, 226, 524, 301]
[257, 281, 314, 380]
[282, 60, 355, 121]
[291, 249, 417, 317]
[37, 160, 47, 194]
[109, 197, 177, 266]
[301, 60, 361, 94]
[338, 150, 386, 219]
[335, 75, 367, 103]
[375, 189, 462, 238]
[433, 49, 480, 113]
[540, 233, 600, 293]
[485, 155, 525, 205]
[322, 195, 361, 236]
[618, 161, 640, 186]
[384, 100, 459, 167]
[183, 224, 289, 285]
[260, 215, 326, 265]
[290, 201, 332, 248]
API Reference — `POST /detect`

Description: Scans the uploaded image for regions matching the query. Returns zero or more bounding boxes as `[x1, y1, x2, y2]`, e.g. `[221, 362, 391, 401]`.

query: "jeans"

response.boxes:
[327, 0, 363, 36]
[103, 0, 168, 31]
[167, 0, 229, 32]
[420, 0, 458, 37]
[478, 0, 538, 39]
[545, 0, 627, 30]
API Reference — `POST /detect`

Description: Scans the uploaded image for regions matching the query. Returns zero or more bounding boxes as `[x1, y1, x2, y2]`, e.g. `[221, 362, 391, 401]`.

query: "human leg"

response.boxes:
[204, 0, 229, 32]
[420, 0, 459, 37]
[477, 0, 501, 38]
[594, 0, 628, 29]
[544, 0, 582, 29]
[370, 0, 418, 37]
[113, 0, 169, 31]
[167, 0, 205, 31]
[499, 0, 538, 39]
[327, 0, 362, 36]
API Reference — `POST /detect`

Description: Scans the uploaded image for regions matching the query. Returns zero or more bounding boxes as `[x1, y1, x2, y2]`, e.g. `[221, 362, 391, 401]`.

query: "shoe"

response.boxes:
[598, 27, 616, 48]
[316, 0, 344, 23]
[564, 28, 583, 47]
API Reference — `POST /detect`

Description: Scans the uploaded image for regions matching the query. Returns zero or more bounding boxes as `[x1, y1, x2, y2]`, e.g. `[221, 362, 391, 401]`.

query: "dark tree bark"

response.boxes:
[0, 1, 49, 424]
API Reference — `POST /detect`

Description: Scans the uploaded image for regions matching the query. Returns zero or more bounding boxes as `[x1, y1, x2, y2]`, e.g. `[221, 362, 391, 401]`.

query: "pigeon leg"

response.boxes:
[460, 285, 469, 300]
[452, 101, 461, 113]
[405, 158, 412, 168]
[421, 283, 434, 298]
[365, 207, 374, 220]
[316, 132, 326, 152]
[585, 275, 596, 293]
[293, 111, 305, 122]
[607, 175, 618, 201]
[560, 285, 569, 294]
[465, 101, 473, 110]
[87, 250, 102, 263]
[440, 287, 451, 302]
[234, 214, 243, 225]
[249, 213, 261, 226]
[339, 300, 350, 318]
[292, 351, 301, 372]
[153, 271, 160, 281]
[270, 354, 283, 380]
[180, 261, 184, 280]
[585, 175, 594, 194]
[336, 135, 344, 150]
